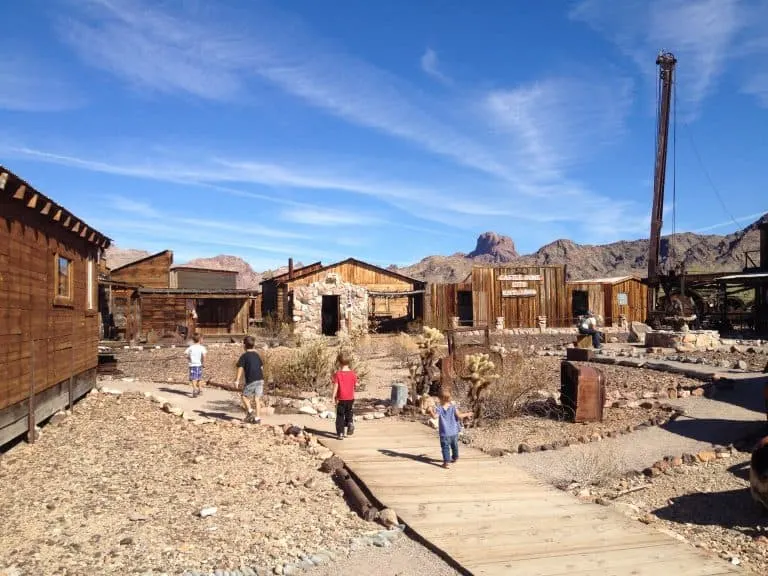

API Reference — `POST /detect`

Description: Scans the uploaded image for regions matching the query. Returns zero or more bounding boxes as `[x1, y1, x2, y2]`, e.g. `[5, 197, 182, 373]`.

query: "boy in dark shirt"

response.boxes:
[233, 335, 265, 424]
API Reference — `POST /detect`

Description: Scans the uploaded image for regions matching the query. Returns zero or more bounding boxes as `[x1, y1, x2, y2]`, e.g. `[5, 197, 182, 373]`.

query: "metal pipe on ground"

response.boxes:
[332, 466, 379, 521]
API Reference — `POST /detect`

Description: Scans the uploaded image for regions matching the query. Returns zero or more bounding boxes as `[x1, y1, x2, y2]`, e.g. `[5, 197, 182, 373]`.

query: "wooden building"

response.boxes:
[261, 258, 426, 335]
[567, 276, 648, 326]
[428, 265, 569, 330]
[100, 250, 258, 341]
[1, 166, 111, 445]
[170, 265, 238, 290]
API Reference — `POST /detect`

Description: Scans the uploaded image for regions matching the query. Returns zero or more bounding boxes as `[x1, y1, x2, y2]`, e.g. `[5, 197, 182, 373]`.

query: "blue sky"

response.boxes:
[2, 0, 767, 271]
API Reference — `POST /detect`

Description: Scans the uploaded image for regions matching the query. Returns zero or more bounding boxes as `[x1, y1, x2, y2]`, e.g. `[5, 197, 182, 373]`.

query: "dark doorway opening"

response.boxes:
[457, 291, 473, 326]
[572, 290, 589, 320]
[321, 295, 340, 336]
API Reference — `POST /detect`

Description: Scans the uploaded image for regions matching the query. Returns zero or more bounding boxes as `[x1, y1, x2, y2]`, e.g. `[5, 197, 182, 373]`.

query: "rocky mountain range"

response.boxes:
[104, 213, 765, 288]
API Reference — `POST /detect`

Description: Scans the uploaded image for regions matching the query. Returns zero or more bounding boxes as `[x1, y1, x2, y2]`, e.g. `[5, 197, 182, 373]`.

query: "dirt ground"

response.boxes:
[587, 453, 768, 575]
[0, 392, 376, 575]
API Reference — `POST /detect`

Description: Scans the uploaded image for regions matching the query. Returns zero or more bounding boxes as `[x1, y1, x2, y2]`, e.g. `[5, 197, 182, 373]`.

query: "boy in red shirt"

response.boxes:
[332, 350, 358, 440]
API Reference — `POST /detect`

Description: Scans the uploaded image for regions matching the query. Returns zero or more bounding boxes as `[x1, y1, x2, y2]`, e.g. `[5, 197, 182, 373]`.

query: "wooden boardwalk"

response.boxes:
[319, 420, 743, 576]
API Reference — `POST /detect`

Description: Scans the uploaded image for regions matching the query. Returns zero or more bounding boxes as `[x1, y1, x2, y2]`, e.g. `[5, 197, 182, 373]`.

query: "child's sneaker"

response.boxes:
[338, 433, 345, 440]
[346, 424, 355, 436]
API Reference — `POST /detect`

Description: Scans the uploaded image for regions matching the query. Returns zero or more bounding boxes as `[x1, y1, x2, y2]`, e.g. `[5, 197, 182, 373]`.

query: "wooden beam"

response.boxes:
[0, 172, 7, 190]
[40, 201, 52, 215]
[26, 193, 39, 209]
[53, 209, 63, 222]
[13, 184, 26, 200]
[71, 221, 81, 233]
[79, 225, 88, 238]
[62, 215, 72, 228]
[89, 231, 96, 242]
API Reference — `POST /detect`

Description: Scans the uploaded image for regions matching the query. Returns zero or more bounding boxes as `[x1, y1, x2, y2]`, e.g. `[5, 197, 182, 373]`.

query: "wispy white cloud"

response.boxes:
[483, 75, 633, 179]
[0, 57, 83, 111]
[280, 207, 382, 227]
[692, 210, 768, 233]
[45, 0, 653, 242]
[420, 48, 452, 85]
[57, 0, 252, 100]
[110, 195, 158, 218]
[570, 0, 745, 117]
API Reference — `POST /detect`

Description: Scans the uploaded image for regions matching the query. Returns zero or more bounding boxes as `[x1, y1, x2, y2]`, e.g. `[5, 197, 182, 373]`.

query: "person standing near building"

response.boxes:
[578, 311, 602, 349]
[184, 332, 207, 397]
[233, 335, 265, 424]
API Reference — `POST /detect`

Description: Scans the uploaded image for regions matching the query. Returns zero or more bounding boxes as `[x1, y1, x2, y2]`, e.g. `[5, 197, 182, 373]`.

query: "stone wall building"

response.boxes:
[260, 258, 426, 336]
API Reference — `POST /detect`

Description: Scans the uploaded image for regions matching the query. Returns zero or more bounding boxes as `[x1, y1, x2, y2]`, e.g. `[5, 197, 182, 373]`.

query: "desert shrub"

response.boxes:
[456, 352, 539, 420]
[261, 312, 294, 347]
[389, 332, 418, 367]
[263, 340, 332, 392]
[564, 445, 626, 487]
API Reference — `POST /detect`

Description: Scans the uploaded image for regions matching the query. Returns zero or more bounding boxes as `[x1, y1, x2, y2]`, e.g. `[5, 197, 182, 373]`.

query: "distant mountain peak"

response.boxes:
[468, 232, 518, 262]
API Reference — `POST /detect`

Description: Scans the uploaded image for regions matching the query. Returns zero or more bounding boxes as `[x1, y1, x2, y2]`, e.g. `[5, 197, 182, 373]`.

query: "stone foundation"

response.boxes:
[644, 330, 721, 350]
[292, 279, 369, 338]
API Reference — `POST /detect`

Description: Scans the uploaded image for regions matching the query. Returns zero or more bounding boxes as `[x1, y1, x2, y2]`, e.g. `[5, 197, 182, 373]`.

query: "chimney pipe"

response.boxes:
[288, 258, 294, 280]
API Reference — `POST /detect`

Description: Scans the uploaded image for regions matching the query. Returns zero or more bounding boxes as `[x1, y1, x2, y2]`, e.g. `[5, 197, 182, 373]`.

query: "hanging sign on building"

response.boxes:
[506, 281, 529, 288]
[498, 274, 541, 282]
[617, 292, 628, 306]
[502, 288, 537, 297]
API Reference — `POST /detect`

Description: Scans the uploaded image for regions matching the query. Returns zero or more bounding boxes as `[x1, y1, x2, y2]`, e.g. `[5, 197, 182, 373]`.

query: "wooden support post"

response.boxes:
[28, 340, 36, 443]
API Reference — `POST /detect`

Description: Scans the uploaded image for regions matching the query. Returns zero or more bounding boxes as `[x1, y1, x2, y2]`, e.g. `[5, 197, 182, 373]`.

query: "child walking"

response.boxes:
[428, 389, 472, 468]
[332, 350, 358, 440]
[184, 332, 207, 398]
[233, 335, 265, 424]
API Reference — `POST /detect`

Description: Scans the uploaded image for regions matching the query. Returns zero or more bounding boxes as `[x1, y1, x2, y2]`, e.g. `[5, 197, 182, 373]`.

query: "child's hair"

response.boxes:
[336, 349, 351, 367]
[192, 332, 202, 343]
[439, 387, 452, 403]
[243, 335, 256, 350]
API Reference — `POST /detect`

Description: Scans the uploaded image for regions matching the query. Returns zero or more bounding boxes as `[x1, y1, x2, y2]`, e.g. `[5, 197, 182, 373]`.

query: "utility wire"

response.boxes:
[680, 121, 740, 229]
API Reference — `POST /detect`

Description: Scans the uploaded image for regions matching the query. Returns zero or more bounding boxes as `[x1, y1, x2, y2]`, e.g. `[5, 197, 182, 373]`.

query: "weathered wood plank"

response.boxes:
[319, 420, 741, 575]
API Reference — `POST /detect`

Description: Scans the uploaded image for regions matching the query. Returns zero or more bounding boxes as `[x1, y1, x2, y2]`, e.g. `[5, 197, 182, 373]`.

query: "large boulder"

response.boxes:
[628, 322, 652, 345]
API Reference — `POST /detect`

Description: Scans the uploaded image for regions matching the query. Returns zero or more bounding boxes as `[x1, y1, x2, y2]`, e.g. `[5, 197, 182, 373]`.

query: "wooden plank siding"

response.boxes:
[110, 250, 172, 288]
[169, 267, 238, 290]
[471, 266, 569, 328]
[608, 278, 647, 325]
[1, 167, 109, 444]
[428, 282, 472, 331]
[137, 294, 250, 339]
[567, 278, 647, 326]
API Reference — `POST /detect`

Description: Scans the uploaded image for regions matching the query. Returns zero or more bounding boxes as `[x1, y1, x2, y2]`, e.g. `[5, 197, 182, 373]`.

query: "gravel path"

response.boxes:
[304, 537, 460, 576]
[511, 377, 768, 486]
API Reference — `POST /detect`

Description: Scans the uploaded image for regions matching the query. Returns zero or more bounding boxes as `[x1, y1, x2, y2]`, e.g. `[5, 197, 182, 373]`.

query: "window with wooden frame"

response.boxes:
[55, 254, 74, 305]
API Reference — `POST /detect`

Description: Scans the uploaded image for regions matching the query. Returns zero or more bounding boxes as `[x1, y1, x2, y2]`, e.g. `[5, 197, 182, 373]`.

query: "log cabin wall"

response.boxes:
[566, 283, 606, 324]
[1, 167, 110, 445]
[110, 250, 172, 288]
[471, 265, 568, 328]
[260, 262, 323, 320]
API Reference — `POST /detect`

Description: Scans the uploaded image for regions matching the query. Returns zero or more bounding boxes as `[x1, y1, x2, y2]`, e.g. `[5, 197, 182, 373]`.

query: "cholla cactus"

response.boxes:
[465, 352, 499, 421]
[407, 326, 444, 403]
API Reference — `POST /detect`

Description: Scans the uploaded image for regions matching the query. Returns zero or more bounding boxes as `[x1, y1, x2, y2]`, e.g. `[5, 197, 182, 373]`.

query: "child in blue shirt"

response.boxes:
[428, 388, 472, 468]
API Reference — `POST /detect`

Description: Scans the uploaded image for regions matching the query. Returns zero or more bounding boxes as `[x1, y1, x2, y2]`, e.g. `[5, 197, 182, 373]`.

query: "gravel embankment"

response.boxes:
[0, 392, 375, 575]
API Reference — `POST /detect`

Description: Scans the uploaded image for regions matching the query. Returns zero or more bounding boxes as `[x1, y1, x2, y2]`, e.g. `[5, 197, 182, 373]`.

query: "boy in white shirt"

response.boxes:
[184, 332, 207, 398]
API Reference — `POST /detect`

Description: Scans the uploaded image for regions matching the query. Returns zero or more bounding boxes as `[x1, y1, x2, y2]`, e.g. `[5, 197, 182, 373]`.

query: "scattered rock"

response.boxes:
[696, 451, 717, 463]
[377, 508, 398, 528]
[298, 406, 318, 416]
[199, 506, 218, 518]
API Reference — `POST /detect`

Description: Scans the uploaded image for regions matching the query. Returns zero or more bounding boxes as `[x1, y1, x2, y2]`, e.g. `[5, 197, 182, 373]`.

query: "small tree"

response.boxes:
[464, 352, 499, 424]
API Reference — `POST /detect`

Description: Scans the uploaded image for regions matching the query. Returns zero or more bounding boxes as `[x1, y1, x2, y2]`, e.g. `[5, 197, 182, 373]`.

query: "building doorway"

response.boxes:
[457, 291, 473, 326]
[321, 295, 340, 336]
[572, 290, 589, 321]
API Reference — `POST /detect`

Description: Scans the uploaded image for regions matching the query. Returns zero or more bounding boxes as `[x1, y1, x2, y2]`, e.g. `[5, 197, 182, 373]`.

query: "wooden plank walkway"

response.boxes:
[318, 420, 744, 576]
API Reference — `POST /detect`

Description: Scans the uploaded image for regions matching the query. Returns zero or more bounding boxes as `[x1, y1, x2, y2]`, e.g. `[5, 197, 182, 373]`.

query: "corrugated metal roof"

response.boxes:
[717, 273, 768, 281]
[568, 275, 635, 285]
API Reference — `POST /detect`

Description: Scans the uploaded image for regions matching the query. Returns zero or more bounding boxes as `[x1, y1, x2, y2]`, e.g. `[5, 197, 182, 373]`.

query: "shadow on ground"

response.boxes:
[660, 416, 768, 447]
[379, 449, 444, 468]
[654, 487, 768, 538]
